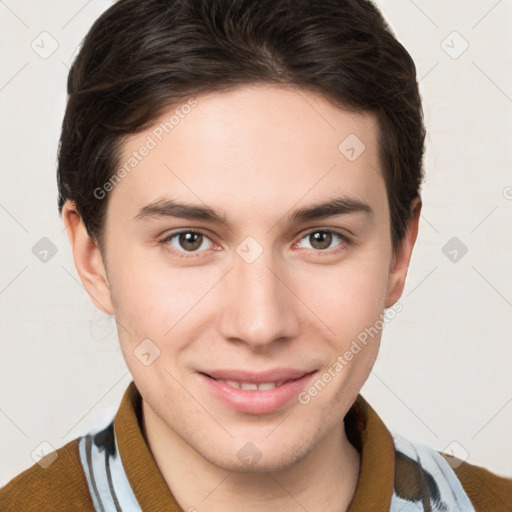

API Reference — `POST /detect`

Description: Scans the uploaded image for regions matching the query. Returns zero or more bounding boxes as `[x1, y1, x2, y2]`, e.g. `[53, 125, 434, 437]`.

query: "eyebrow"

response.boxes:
[134, 195, 374, 226]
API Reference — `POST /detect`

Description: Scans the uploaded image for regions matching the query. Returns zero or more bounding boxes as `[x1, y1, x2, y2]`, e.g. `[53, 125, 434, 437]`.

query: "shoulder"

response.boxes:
[0, 437, 94, 512]
[439, 452, 512, 512]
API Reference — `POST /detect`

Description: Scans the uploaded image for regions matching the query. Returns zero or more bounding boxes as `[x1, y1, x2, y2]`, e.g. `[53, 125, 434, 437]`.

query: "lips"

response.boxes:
[198, 368, 317, 414]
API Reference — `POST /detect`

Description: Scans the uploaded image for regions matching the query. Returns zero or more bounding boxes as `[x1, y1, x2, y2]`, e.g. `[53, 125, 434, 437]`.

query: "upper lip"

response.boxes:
[201, 368, 316, 384]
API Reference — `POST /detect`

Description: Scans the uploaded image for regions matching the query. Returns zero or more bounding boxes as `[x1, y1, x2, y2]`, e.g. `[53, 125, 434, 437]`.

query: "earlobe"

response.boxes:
[61, 201, 114, 315]
[384, 196, 422, 309]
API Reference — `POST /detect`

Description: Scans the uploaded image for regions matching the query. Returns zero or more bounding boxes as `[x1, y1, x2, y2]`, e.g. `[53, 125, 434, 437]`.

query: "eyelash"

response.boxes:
[157, 228, 351, 260]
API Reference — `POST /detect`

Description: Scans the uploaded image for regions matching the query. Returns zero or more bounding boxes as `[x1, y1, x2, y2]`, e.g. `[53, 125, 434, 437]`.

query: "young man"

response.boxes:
[1, 0, 511, 510]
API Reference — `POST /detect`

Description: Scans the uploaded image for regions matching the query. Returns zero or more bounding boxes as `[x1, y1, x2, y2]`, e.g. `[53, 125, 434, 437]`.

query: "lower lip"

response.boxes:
[198, 372, 316, 414]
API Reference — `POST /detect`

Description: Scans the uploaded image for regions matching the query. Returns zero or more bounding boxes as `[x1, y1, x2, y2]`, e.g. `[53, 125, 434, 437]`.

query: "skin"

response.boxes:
[63, 83, 421, 512]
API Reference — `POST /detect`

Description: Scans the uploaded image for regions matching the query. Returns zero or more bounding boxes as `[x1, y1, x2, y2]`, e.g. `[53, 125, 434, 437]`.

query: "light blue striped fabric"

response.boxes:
[389, 432, 475, 511]
[78, 421, 142, 512]
[78, 418, 475, 511]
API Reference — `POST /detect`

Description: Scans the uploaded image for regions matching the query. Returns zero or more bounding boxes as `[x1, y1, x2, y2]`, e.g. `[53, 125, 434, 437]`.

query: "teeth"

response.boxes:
[219, 379, 287, 390]
[258, 382, 278, 390]
[240, 382, 259, 390]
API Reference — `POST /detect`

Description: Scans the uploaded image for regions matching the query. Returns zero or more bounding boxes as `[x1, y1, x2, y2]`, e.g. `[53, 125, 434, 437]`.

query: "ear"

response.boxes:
[61, 200, 114, 315]
[384, 196, 422, 308]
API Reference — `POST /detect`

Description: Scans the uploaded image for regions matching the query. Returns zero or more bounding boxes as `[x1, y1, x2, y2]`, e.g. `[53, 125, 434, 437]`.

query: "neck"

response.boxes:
[142, 400, 361, 512]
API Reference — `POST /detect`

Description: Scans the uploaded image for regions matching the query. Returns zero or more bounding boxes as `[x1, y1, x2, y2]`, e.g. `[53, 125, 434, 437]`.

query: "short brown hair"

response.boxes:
[57, 0, 426, 253]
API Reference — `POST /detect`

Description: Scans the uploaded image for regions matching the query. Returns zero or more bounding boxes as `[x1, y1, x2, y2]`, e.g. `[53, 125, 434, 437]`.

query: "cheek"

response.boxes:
[107, 254, 215, 341]
[294, 254, 390, 335]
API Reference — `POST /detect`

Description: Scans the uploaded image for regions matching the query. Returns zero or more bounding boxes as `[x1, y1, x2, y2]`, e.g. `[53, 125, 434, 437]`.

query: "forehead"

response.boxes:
[108, 84, 387, 226]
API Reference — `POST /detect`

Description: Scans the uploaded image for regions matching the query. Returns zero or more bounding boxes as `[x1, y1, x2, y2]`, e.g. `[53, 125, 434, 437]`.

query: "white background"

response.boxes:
[1, 0, 511, 487]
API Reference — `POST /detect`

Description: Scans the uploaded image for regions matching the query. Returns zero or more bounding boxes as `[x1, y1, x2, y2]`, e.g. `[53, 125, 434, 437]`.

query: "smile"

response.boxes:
[198, 371, 317, 414]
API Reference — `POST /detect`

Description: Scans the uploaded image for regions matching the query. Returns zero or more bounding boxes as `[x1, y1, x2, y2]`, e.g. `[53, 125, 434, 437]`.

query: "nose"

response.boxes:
[218, 247, 302, 350]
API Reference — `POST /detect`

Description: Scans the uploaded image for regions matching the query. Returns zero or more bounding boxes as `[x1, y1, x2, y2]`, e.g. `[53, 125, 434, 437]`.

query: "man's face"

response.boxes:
[98, 84, 407, 471]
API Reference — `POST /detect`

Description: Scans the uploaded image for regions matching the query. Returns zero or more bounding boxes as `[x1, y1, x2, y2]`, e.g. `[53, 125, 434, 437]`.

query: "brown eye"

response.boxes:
[309, 231, 332, 250]
[161, 230, 214, 256]
[178, 232, 203, 251]
[296, 229, 348, 253]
